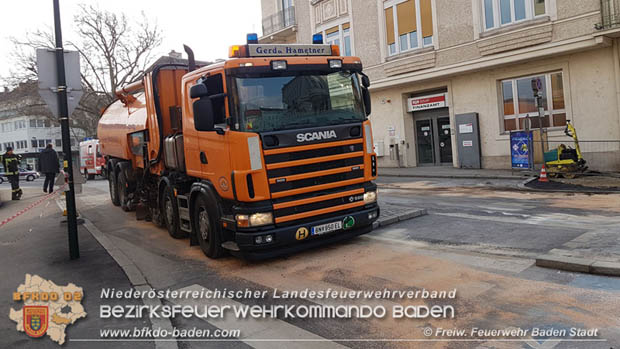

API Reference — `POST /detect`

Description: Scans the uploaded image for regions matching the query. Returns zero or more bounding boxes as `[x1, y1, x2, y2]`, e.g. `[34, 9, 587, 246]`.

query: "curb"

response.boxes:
[535, 254, 620, 276]
[54, 198, 178, 349]
[82, 218, 178, 349]
[379, 173, 528, 180]
[373, 208, 427, 229]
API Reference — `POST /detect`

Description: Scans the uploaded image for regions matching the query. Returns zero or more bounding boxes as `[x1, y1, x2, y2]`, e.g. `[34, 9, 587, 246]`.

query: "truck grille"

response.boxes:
[264, 139, 366, 224]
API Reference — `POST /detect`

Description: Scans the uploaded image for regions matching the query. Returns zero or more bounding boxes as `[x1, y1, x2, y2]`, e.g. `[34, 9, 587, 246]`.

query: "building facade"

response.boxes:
[0, 82, 83, 169]
[259, 0, 620, 170]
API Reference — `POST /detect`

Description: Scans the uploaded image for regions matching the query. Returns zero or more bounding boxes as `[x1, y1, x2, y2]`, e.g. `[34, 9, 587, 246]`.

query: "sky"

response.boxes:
[0, 0, 262, 85]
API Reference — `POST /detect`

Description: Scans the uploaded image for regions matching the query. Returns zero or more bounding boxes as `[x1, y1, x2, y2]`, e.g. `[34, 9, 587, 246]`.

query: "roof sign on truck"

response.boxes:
[248, 44, 333, 57]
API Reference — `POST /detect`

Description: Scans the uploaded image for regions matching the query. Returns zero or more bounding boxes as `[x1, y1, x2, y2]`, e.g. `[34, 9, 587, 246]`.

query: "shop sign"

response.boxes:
[407, 93, 446, 112]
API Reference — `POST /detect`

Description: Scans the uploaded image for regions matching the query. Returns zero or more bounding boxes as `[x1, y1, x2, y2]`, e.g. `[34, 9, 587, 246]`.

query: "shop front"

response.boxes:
[408, 93, 452, 166]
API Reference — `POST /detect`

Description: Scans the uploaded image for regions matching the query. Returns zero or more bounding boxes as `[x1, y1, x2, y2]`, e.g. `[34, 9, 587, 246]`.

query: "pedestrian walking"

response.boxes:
[1, 147, 23, 200]
[39, 144, 60, 194]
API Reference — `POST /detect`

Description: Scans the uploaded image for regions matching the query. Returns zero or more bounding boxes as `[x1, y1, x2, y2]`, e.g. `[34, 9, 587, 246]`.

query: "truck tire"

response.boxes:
[108, 164, 120, 206]
[194, 194, 225, 259]
[117, 169, 132, 212]
[162, 186, 185, 238]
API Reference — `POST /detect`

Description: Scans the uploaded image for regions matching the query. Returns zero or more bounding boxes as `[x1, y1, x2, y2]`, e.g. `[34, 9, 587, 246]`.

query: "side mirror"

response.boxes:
[361, 75, 370, 88]
[362, 88, 371, 116]
[193, 98, 215, 131]
[190, 83, 209, 99]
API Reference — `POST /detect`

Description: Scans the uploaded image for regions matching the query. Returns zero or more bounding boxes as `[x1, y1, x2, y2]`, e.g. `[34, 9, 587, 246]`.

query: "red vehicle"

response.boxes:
[79, 139, 106, 179]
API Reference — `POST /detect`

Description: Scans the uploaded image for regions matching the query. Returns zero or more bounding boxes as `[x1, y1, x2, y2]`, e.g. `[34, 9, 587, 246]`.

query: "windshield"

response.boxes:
[233, 70, 365, 132]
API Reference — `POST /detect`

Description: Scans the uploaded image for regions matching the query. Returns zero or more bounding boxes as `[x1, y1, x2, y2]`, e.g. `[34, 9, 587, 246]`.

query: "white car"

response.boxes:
[0, 168, 41, 183]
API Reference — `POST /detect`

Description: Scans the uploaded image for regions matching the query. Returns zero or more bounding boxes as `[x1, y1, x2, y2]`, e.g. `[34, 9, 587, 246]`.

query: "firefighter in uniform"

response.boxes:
[1, 146, 23, 200]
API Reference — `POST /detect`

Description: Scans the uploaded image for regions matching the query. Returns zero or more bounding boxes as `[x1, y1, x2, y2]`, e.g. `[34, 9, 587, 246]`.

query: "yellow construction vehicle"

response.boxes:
[544, 120, 587, 178]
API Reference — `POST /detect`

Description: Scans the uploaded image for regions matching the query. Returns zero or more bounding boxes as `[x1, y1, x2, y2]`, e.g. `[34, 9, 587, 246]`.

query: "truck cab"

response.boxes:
[98, 34, 379, 259]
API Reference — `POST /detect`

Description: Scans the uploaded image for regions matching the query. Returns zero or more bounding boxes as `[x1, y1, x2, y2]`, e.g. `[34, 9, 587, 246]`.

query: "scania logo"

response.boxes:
[296, 130, 337, 143]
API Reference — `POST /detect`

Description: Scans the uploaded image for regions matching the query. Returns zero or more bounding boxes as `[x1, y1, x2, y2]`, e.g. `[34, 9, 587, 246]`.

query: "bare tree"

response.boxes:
[71, 4, 163, 97]
[1, 4, 163, 137]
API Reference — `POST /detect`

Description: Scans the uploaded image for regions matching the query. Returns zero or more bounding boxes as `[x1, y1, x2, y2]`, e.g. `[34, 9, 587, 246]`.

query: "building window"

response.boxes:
[14, 120, 26, 129]
[1, 122, 13, 132]
[318, 22, 353, 56]
[55, 139, 62, 147]
[30, 119, 37, 128]
[384, 0, 434, 56]
[501, 71, 566, 132]
[14, 140, 27, 149]
[483, 0, 546, 30]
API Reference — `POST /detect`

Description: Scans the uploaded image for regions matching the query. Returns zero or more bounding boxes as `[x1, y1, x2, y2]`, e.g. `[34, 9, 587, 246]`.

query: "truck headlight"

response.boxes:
[236, 212, 274, 227]
[363, 190, 377, 204]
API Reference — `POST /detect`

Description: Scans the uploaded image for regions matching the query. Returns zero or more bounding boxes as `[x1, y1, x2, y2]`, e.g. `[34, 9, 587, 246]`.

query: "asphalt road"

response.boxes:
[34, 177, 616, 349]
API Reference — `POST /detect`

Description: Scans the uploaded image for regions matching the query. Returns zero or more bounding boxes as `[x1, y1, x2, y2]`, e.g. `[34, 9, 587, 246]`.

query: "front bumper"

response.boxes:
[231, 204, 380, 260]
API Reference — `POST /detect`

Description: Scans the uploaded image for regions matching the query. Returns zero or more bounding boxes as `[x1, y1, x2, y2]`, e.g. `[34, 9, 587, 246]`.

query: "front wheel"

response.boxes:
[194, 194, 225, 259]
[26, 175, 35, 181]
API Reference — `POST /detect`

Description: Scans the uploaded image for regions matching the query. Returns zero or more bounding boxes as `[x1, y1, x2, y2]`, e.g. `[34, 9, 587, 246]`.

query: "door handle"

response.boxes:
[200, 152, 208, 164]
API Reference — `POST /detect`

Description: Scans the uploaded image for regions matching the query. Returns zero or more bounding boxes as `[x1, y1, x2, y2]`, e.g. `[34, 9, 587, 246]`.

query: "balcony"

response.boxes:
[596, 0, 620, 30]
[260, 6, 297, 43]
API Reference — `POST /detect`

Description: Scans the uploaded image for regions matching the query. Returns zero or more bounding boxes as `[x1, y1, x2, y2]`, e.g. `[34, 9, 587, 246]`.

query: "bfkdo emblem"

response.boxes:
[23, 306, 48, 338]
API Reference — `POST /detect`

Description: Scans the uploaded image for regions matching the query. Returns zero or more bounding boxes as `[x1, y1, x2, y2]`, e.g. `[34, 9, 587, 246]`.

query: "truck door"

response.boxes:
[196, 73, 232, 187]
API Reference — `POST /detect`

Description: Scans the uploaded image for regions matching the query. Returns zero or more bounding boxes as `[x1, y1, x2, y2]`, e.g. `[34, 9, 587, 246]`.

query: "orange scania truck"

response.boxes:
[97, 34, 379, 259]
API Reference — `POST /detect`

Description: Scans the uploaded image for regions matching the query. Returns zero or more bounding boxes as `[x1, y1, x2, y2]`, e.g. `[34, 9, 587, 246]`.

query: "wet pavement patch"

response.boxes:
[525, 179, 620, 193]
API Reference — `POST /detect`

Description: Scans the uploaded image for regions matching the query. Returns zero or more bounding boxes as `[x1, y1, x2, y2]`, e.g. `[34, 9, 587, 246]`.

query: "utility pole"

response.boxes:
[532, 78, 546, 169]
[53, 0, 79, 259]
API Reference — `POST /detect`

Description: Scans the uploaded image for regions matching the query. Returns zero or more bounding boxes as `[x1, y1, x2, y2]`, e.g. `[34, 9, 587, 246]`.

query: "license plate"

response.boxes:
[311, 221, 342, 236]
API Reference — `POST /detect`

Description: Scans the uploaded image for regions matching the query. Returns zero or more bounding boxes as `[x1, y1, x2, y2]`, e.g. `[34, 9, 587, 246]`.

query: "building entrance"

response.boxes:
[414, 109, 452, 166]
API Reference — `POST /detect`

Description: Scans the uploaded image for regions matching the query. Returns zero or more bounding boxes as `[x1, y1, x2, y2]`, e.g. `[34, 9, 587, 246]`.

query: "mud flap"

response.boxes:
[135, 202, 149, 221]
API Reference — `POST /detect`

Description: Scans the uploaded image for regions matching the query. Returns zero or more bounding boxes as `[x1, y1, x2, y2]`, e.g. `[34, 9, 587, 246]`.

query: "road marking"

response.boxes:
[167, 284, 347, 349]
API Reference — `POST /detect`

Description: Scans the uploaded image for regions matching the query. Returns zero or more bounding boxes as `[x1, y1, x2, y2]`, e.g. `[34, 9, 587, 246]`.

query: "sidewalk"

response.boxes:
[0, 193, 151, 348]
[378, 166, 534, 180]
[536, 228, 620, 277]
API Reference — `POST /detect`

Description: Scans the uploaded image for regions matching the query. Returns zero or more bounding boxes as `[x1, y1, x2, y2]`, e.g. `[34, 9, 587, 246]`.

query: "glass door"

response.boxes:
[416, 119, 435, 165]
[437, 117, 453, 164]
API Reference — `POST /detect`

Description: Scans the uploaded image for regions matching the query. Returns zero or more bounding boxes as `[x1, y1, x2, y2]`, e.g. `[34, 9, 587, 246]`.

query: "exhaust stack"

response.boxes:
[184, 44, 196, 72]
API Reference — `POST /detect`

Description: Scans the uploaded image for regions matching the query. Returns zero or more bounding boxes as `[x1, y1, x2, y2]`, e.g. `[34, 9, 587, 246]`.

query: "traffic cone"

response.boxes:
[539, 165, 549, 182]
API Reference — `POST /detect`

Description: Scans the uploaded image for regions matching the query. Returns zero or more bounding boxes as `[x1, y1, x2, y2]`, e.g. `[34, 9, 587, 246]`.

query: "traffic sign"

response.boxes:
[36, 48, 83, 117]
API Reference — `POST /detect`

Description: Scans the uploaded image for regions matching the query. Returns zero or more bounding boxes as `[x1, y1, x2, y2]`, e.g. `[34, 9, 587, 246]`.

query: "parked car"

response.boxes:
[0, 168, 41, 183]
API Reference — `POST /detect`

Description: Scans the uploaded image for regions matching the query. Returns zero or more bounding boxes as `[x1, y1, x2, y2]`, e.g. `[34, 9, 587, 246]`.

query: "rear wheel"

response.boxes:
[194, 194, 224, 259]
[108, 164, 120, 206]
[26, 175, 34, 181]
[117, 169, 132, 212]
[162, 186, 186, 238]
